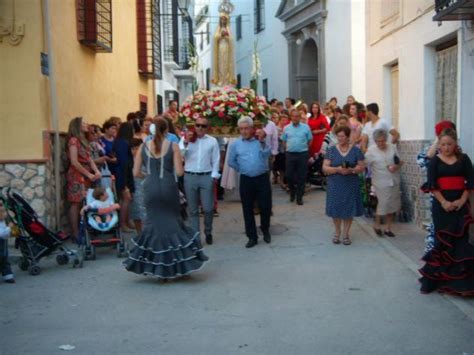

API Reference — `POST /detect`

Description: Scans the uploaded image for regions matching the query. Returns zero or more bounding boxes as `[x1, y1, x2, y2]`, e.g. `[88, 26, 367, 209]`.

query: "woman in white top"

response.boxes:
[365, 129, 402, 237]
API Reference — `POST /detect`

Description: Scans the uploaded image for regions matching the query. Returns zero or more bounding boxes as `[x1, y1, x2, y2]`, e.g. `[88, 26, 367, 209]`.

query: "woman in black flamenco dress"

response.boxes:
[419, 129, 474, 296]
[124, 118, 208, 279]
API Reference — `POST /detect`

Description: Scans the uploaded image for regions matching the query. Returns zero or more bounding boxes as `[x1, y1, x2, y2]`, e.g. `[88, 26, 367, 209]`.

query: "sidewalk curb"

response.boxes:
[354, 217, 474, 322]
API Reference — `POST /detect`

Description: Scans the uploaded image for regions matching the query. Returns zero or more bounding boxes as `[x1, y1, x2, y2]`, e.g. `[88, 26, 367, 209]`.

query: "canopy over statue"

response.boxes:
[212, 0, 236, 87]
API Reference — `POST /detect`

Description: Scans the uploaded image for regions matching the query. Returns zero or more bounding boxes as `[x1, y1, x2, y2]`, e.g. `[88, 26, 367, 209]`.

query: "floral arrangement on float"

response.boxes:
[178, 86, 271, 136]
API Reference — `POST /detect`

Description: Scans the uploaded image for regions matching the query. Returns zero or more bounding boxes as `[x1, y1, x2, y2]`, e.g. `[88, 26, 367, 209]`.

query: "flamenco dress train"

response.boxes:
[123, 141, 208, 279]
[419, 154, 474, 296]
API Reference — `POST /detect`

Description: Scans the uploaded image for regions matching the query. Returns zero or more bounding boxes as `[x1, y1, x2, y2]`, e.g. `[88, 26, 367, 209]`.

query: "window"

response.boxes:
[163, 0, 179, 63]
[236, 15, 242, 40]
[179, 16, 193, 69]
[435, 41, 458, 123]
[390, 64, 399, 129]
[76, 0, 112, 52]
[157, 94, 163, 114]
[380, 0, 399, 27]
[165, 90, 179, 107]
[206, 68, 211, 90]
[136, 0, 162, 79]
[139, 95, 148, 114]
[262, 78, 268, 100]
[206, 22, 210, 44]
[236, 74, 241, 89]
[254, 0, 265, 34]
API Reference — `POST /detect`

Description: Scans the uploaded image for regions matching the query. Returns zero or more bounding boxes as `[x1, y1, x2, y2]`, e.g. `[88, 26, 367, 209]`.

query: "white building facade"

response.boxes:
[155, 0, 195, 113]
[276, 0, 366, 104]
[365, 0, 474, 225]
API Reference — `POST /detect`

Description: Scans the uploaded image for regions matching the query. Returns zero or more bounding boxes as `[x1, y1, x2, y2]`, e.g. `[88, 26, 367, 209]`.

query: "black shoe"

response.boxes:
[4, 279, 15, 284]
[196, 251, 209, 262]
[290, 193, 296, 202]
[245, 239, 258, 248]
[384, 230, 395, 237]
[205, 234, 213, 245]
[297, 199, 304, 206]
[262, 230, 271, 244]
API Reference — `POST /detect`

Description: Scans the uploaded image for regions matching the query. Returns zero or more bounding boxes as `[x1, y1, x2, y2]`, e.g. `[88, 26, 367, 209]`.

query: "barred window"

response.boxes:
[163, 0, 179, 63]
[136, 0, 162, 79]
[76, 0, 112, 52]
[254, 0, 265, 34]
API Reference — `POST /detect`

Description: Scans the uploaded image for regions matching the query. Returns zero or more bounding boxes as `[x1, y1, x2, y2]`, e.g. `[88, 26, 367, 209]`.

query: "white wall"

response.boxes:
[350, 0, 366, 103]
[366, 10, 460, 141]
[232, 0, 289, 100]
[325, 0, 354, 101]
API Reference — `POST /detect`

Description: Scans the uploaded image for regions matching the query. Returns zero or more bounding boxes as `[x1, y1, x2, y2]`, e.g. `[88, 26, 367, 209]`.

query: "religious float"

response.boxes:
[178, 0, 270, 136]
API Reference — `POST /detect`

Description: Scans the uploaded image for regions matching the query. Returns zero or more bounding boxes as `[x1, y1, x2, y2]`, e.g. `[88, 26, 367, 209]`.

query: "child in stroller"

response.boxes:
[81, 186, 127, 260]
[81, 187, 120, 229]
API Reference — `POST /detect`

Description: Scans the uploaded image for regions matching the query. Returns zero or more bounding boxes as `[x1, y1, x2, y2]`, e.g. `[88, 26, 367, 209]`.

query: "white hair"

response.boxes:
[237, 116, 254, 127]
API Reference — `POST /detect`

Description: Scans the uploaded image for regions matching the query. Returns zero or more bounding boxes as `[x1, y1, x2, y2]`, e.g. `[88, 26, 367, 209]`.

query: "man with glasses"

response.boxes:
[179, 117, 221, 245]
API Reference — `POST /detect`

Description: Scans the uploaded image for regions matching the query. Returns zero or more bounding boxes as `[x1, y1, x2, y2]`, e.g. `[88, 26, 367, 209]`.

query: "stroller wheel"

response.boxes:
[72, 257, 83, 268]
[117, 242, 127, 258]
[19, 258, 30, 271]
[90, 245, 96, 260]
[56, 254, 69, 266]
[28, 265, 41, 276]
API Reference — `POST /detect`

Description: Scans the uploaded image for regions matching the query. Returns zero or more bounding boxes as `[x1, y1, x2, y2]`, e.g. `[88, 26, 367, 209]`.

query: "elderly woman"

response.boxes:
[323, 125, 365, 245]
[365, 129, 402, 237]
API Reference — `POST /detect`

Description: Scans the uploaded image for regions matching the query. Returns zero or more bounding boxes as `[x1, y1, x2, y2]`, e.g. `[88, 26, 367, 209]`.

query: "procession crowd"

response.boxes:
[1, 95, 473, 297]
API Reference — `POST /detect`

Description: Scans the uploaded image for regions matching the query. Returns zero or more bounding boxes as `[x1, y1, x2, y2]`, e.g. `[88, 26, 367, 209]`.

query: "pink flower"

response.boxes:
[183, 109, 191, 117]
[192, 113, 200, 120]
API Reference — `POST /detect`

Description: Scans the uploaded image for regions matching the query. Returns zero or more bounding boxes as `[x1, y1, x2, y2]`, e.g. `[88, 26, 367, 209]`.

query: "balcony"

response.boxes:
[76, 0, 112, 52]
[433, 0, 474, 21]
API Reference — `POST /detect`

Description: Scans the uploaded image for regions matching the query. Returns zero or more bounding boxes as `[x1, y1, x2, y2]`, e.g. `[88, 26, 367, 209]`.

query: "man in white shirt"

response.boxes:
[179, 117, 221, 245]
[361, 103, 400, 152]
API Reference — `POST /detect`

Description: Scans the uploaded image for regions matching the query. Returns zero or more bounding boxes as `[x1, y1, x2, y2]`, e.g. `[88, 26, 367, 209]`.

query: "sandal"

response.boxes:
[373, 227, 383, 237]
[384, 230, 395, 237]
[343, 237, 352, 245]
[332, 236, 341, 244]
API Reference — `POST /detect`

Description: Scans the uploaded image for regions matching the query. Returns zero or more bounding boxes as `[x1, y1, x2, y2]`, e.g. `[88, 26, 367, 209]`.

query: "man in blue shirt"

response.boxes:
[281, 109, 313, 205]
[228, 116, 272, 248]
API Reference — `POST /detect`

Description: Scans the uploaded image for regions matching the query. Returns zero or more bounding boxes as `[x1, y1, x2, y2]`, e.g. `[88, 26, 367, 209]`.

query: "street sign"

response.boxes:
[41, 52, 49, 76]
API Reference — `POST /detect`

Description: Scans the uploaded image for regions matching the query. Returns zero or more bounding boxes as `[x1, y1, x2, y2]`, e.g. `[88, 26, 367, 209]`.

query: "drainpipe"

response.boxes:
[42, 0, 61, 230]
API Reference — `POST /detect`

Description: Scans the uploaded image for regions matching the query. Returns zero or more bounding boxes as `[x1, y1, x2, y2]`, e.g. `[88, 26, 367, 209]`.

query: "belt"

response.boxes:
[437, 176, 465, 190]
[185, 171, 211, 175]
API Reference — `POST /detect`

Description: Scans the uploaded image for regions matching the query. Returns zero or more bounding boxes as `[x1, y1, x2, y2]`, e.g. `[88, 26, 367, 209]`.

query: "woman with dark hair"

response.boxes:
[323, 125, 365, 245]
[66, 117, 101, 242]
[419, 129, 474, 296]
[308, 102, 331, 158]
[124, 117, 209, 280]
[113, 122, 135, 231]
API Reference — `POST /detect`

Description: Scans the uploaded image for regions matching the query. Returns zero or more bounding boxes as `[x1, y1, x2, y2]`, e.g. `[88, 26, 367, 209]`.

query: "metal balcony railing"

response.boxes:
[433, 0, 474, 21]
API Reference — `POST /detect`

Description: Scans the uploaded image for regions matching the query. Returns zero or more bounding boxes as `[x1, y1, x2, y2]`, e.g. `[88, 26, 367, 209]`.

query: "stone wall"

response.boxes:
[398, 139, 431, 227]
[0, 132, 69, 231]
[0, 162, 53, 226]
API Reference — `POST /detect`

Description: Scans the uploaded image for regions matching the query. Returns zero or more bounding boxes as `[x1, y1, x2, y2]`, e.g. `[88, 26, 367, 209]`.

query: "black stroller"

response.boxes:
[307, 153, 327, 190]
[0, 188, 83, 275]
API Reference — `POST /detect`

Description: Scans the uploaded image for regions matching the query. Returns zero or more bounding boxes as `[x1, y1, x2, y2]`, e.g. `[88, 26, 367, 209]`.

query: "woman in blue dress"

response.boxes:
[323, 125, 365, 245]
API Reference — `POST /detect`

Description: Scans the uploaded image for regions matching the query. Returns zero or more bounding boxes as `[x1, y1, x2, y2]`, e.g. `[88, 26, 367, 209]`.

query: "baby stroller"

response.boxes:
[307, 153, 327, 190]
[81, 186, 127, 260]
[0, 187, 83, 276]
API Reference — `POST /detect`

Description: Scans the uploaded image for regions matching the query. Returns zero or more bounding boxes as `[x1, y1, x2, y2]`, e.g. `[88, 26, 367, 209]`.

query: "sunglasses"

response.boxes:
[195, 124, 208, 129]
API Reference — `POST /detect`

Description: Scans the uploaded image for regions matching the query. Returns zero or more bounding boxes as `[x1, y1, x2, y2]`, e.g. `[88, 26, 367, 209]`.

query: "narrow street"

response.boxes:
[2, 187, 473, 355]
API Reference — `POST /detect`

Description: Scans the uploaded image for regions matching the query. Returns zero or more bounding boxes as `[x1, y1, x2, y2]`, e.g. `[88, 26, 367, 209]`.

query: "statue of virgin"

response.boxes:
[211, 12, 236, 87]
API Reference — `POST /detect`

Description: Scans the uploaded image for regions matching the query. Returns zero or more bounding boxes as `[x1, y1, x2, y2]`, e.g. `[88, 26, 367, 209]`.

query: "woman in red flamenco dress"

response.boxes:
[307, 102, 331, 158]
[419, 128, 474, 296]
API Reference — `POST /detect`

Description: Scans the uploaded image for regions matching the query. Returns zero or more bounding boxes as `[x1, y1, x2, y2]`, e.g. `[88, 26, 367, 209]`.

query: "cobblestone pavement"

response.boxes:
[1, 187, 473, 355]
